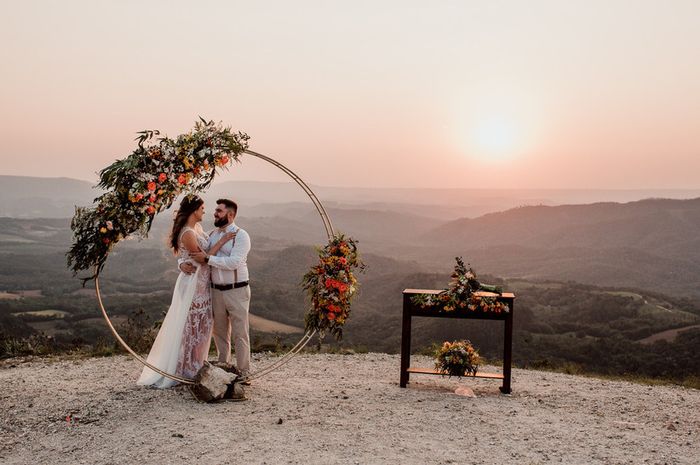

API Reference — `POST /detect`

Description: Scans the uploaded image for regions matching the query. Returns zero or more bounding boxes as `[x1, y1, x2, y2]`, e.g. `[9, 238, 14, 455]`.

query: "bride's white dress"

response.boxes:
[137, 225, 213, 388]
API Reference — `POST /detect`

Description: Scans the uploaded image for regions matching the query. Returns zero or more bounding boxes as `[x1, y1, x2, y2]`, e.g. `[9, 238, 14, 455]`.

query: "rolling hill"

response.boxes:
[418, 198, 700, 297]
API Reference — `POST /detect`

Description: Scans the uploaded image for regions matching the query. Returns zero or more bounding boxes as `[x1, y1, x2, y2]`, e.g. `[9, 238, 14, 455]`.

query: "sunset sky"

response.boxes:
[1, 0, 699, 189]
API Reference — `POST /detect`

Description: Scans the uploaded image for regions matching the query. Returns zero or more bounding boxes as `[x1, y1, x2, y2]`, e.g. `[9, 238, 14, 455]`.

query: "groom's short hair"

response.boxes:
[217, 198, 238, 214]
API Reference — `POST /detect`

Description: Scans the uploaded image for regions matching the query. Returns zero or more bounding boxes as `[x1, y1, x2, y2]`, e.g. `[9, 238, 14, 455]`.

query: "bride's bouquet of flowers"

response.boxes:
[435, 340, 481, 377]
[302, 234, 364, 340]
[67, 118, 249, 282]
[411, 257, 509, 314]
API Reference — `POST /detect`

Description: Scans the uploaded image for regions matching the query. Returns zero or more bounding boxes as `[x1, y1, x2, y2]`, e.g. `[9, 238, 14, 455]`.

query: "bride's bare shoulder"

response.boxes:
[178, 227, 200, 253]
[178, 226, 195, 239]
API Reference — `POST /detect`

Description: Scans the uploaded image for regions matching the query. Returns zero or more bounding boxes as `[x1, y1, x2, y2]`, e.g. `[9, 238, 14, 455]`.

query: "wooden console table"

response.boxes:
[400, 289, 515, 393]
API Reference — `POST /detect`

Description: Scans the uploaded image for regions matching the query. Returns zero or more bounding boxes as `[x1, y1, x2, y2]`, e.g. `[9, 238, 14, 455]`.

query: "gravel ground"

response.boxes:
[0, 353, 698, 465]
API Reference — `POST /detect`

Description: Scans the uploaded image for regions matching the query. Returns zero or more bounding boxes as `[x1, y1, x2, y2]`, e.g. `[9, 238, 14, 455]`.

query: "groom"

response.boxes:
[182, 198, 252, 377]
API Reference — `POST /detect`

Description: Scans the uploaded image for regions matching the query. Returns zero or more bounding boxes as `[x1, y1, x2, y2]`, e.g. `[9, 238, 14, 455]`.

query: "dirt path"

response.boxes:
[249, 314, 303, 334]
[1, 354, 698, 464]
[638, 325, 700, 344]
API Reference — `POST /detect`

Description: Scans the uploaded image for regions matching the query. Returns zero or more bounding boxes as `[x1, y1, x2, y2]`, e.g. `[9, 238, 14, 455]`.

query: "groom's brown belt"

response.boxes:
[211, 282, 248, 291]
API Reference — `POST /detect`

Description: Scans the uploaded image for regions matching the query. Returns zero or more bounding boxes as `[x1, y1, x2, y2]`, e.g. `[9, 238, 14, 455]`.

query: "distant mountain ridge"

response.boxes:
[0, 176, 99, 218]
[419, 197, 700, 297]
[3, 175, 700, 220]
[430, 197, 700, 250]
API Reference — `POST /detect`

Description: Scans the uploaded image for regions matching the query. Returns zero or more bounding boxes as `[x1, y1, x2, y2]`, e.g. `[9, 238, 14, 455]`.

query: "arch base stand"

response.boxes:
[189, 362, 247, 402]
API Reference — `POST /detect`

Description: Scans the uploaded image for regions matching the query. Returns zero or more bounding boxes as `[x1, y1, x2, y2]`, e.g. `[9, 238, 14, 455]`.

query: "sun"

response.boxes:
[471, 115, 521, 159]
[450, 89, 541, 163]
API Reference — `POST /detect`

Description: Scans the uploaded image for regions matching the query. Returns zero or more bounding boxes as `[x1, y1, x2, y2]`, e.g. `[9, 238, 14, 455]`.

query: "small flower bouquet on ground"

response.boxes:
[435, 340, 481, 377]
[411, 257, 509, 314]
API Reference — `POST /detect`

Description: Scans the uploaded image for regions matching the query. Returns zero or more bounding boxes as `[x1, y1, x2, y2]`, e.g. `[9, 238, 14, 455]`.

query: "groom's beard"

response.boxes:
[214, 217, 229, 228]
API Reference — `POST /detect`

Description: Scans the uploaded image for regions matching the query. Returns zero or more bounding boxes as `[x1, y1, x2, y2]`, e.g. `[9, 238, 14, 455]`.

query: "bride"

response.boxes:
[137, 195, 235, 388]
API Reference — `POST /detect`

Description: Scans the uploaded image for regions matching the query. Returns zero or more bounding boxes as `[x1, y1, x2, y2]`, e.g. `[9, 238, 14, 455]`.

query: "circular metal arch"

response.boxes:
[95, 149, 335, 385]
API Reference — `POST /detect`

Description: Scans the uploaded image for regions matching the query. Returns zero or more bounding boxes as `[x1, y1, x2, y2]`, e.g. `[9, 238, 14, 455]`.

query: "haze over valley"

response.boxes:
[1, 175, 699, 386]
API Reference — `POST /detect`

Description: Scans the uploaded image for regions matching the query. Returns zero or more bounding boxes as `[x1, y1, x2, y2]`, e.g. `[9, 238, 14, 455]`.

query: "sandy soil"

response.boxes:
[0, 354, 698, 465]
[0, 290, 42, 300]
[249, 314, 303, 334]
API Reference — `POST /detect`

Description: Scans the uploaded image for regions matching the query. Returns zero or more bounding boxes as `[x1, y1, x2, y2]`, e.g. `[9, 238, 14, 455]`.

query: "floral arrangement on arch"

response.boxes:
[411, 257, 509, 314]
[67, 118, 363, 339]
[66, 118, 250, 282]
[302, 235, 364, 340]
[435, 340, 481, 377]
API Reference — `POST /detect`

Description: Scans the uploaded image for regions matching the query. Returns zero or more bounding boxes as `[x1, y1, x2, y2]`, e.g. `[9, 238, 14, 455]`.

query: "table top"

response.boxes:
[403, 289, 515, 299]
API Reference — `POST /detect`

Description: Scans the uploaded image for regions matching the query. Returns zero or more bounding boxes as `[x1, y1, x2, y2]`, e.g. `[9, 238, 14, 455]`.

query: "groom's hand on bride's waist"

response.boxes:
[179, 262, 197, 274]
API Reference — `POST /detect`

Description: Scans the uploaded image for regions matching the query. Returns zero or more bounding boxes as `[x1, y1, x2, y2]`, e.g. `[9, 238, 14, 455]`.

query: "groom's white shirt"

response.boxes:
[207, 222, 250, 284]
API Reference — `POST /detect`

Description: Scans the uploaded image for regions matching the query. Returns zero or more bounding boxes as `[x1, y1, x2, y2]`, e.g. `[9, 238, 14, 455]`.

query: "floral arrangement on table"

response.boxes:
[435, 340, 481, 377]
[302, 234, 364, 340]
[66, 118, 250, 282]
[411, 257, 509, 314]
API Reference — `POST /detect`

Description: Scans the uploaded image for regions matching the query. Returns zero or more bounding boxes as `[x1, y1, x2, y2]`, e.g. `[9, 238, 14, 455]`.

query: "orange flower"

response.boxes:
[135, 193, 144, 201]
[146, 206, 156, 215]
[327, 312, 337, 321]
[147, 181, 156, 192]
[177, 174, 186, 185]
[149, 194, 156, 203]
[158, 173, 167, 183]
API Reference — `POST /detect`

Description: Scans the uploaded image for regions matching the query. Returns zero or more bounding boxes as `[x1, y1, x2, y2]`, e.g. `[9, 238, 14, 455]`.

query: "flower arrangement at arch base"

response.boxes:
[411, 257, 509, 314]
[435, 340, 481, 377]
[302, 235, 364, 341]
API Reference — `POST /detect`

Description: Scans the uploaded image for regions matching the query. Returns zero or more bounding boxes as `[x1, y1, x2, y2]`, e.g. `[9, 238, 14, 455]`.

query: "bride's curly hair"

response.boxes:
[170, 195, 204, 253]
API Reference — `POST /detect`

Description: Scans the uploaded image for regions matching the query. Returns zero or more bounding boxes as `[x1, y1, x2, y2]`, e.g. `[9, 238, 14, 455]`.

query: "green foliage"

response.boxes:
[115, 309, 157, 354]
[0, 332, 55, 357]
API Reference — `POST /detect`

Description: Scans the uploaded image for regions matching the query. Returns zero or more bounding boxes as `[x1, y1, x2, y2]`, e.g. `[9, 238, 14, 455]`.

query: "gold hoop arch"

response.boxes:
[95, 149, 335, 385]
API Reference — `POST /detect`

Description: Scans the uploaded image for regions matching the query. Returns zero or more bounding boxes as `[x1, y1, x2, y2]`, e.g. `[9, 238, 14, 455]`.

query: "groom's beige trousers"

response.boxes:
[211, 286, 251, 374]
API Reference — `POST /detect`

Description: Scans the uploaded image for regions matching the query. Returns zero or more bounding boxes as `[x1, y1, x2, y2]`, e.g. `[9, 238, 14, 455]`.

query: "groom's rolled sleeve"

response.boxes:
[208, 230, 251, 271]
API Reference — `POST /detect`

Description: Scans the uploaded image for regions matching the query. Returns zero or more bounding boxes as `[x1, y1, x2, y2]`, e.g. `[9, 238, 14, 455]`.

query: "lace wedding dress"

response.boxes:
[137, 225, 213, 388]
